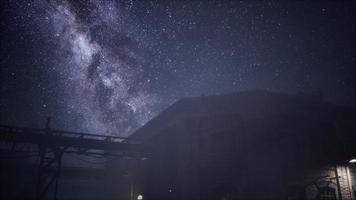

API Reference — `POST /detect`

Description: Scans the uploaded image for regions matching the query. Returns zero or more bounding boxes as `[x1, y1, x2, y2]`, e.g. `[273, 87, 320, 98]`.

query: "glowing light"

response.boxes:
[349, 158, 356, 163]
[137, 194, 143, 200]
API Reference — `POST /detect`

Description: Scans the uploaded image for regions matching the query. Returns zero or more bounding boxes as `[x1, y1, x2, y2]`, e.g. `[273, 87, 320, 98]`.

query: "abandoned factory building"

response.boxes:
[130, 90, 356, 200]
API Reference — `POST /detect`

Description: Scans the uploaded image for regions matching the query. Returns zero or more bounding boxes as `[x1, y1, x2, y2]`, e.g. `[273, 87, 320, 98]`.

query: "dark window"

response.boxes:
[317, 186, 337, 200]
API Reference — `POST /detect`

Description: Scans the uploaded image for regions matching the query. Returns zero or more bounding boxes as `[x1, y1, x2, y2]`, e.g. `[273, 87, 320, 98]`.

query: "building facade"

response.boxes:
[130, 91, 356, 200]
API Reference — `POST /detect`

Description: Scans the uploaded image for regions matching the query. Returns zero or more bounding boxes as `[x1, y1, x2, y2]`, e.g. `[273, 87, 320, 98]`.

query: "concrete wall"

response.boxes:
[298, 165, 356, 200]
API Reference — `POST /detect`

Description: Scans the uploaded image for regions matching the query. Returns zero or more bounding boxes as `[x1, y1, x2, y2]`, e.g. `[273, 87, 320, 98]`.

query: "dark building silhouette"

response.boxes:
[130, 90, 356, 200]
[1, 90, 355, 200]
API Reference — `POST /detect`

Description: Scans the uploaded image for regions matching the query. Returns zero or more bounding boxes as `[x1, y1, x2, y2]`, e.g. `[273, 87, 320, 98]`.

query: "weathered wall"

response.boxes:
[301, 165, 355, 200]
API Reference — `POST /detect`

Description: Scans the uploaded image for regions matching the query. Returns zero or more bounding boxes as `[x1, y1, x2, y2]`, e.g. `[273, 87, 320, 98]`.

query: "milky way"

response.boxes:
[1, 0, 355, 136]
[46, 1, 156, 136]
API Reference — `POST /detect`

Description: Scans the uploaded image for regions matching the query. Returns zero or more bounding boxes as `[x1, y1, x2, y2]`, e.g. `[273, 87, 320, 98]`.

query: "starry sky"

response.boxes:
[1, 0, 355, 136]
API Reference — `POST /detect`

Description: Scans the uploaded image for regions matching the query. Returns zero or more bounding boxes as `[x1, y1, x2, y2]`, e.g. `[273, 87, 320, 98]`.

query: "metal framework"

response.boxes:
[0, 118, 149, 200]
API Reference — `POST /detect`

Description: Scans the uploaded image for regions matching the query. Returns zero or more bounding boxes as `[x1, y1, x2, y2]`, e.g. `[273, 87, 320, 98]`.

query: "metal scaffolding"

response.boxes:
[0, 118, 149, 200]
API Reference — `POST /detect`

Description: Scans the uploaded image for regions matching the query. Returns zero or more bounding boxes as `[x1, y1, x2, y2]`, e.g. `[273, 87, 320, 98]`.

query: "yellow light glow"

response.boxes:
[137, 195, 143, 200]
[349, 159, 356, 163]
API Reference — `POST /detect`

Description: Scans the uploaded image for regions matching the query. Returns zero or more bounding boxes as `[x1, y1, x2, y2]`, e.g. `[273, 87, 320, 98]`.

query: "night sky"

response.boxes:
[1, 0, 355, 136]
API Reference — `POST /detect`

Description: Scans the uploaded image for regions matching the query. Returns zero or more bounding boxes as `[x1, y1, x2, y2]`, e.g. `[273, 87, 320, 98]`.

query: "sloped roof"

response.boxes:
[131, 90, 354, 140]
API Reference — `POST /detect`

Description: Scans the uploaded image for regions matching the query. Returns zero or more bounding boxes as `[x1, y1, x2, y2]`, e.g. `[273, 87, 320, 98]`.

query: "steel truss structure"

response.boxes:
[0, 118, 149, 200]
